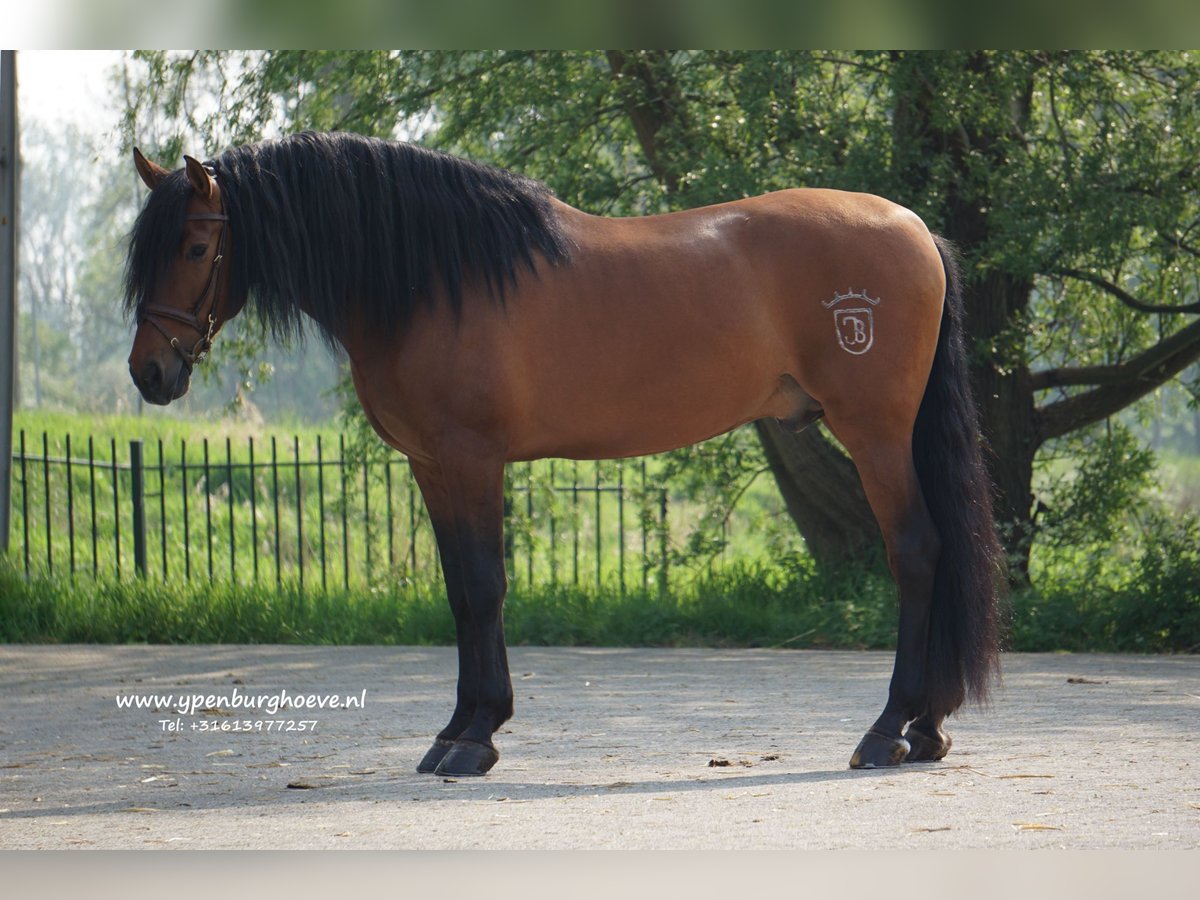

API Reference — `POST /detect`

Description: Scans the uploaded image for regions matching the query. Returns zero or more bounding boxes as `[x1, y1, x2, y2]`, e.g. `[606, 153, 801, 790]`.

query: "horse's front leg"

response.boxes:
[411, 446, 512, 777]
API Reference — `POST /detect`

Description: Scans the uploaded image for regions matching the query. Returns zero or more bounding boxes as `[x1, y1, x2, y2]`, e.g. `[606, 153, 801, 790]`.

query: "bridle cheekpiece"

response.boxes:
[137, 167, 229, 373]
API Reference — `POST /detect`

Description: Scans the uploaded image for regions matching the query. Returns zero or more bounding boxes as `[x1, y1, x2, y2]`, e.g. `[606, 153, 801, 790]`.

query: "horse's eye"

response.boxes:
[187, 244, 208, 261]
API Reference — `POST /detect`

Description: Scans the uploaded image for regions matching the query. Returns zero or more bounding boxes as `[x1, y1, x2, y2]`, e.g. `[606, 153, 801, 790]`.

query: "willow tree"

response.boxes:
[128, 50, 1200, 577]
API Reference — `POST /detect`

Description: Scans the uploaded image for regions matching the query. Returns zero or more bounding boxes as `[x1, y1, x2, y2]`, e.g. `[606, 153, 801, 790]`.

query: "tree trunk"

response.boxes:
[753, 419, 882, 568]
[961, 270, 1038, 580]
[890, 53, 1042, 581]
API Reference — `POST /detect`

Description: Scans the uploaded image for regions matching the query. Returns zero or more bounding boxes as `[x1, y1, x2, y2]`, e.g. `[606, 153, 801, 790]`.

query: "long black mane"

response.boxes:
[124, 131, 571, 342]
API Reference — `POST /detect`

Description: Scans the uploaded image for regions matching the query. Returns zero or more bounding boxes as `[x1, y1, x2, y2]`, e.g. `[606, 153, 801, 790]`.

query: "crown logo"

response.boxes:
[822, 289, 881, 309]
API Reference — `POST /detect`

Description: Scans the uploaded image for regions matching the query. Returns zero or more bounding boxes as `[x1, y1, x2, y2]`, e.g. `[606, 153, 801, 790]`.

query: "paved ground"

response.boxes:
[0, 645, 1196, 849]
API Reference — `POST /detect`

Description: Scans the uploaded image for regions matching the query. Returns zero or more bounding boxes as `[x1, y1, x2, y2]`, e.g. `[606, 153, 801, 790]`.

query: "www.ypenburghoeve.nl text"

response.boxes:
[114, 688, 367, 716]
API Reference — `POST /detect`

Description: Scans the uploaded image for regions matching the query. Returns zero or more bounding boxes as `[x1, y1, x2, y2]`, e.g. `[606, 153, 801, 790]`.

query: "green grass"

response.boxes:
[6, 548, 1197, 652]
[0, 555, 903, 649]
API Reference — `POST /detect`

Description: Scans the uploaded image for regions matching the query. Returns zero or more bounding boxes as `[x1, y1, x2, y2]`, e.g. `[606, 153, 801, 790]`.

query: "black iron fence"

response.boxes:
[8, 430, 677, 593]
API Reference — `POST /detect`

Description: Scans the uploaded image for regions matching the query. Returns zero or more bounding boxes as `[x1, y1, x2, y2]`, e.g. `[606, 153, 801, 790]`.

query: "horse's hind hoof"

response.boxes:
[433, 739, 500, 777]
[417, 738, 455, 774]
[850, 730, 910, 768]
[904, 723, 951, 762]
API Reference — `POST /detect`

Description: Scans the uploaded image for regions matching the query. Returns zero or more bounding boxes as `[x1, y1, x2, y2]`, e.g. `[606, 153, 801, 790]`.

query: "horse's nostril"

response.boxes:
[141, 360, 163, 391]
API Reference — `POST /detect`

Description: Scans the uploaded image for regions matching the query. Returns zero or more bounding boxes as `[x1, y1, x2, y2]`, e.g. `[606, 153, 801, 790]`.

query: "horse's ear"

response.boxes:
[133, 147, 169, 191]
[183, 155, 215, 201]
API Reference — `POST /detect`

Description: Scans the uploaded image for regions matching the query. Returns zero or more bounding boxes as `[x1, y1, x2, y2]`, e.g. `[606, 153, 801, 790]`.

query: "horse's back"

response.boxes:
[356, 188, 945, 464]
[491, 190, 945, 459]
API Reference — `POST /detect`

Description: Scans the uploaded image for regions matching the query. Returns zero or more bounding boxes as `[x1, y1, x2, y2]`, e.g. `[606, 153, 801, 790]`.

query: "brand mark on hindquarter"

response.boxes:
[824, 289, 879, 355]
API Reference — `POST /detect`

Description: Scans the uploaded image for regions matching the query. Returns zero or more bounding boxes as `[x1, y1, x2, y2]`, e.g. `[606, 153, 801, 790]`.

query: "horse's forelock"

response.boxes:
[123, 169, 193, 319]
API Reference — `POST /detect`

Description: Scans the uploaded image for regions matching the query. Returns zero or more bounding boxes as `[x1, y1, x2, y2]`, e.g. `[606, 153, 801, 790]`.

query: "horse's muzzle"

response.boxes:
[131, 357, 190, 405]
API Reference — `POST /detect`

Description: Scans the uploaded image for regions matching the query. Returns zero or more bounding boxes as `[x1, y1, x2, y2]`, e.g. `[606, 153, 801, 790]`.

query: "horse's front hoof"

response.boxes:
[849, 730, 910, 768]
[417, 738, 456, 774]
[904, 723, 952, 762]
[434, 739, 500, 777]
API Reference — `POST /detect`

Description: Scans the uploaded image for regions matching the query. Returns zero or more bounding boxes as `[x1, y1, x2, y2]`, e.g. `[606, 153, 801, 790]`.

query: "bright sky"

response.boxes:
[16, 50, 123, 134]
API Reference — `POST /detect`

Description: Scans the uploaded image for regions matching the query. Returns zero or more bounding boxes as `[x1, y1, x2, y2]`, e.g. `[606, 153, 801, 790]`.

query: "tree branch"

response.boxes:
[1057, 267, 1200, 314]
[1035, 315, 1200, 441]
[1030, 362, 1129, 391]
[605, 50, 689, 194]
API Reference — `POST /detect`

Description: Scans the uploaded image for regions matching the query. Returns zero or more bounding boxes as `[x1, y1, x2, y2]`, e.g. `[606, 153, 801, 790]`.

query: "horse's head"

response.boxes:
[125, 148, 244, 405]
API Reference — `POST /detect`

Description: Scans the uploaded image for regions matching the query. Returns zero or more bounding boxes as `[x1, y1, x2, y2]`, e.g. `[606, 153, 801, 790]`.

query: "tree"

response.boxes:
[19, 121, 96, 407]
[128, 51, 1200, 577]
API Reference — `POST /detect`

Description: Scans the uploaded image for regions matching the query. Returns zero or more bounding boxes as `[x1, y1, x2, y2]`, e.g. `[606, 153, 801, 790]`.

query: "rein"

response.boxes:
[138, 208, 229, 373]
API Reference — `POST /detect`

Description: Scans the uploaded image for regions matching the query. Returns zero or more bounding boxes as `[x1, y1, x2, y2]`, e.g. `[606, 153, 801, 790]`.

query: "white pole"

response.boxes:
[0, 51, 18, 555]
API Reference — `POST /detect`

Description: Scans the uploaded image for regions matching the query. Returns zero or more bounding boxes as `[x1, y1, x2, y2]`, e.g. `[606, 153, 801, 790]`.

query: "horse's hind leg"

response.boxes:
[411, 446, 513, 776]
[825, 421, 943, 768]
[903, 713, 952, 761]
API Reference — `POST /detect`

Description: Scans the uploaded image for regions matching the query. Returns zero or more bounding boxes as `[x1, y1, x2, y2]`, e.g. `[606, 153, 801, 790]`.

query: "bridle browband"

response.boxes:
[137, 200, 229, 374]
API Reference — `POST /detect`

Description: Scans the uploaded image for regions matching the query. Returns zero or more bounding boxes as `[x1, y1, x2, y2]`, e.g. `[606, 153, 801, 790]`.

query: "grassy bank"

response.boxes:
[0, 559, 897, 648]
[4, 554, 1197, 652]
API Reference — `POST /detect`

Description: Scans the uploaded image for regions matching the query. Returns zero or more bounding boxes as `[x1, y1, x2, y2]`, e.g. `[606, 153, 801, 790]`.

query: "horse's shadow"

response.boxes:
[0, 763, 927, 821]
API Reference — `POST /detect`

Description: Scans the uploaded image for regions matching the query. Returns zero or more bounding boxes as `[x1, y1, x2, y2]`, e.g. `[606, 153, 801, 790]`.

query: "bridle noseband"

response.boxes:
[138, 205, 229, 373]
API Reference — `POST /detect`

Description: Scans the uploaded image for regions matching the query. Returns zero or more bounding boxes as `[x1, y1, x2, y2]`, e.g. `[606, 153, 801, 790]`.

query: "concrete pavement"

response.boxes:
[0, 645, 1196, 848]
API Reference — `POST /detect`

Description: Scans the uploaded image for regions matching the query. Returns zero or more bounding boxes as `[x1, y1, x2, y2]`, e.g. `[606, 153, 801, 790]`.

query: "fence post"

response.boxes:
[129, 439, 147, 578]
[0, 52, 18, 559]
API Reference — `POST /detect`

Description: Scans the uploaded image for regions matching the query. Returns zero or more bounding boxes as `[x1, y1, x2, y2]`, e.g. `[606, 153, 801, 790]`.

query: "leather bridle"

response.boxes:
[138, 203, 229, 373]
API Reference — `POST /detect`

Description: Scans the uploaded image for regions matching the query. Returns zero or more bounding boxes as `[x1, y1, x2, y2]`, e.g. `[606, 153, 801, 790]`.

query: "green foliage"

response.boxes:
[1037, 425, 1156, 551]
[1109, 510, 1200, 652]
[1015, 425, 1200, 652]
[1011, 508, 1200, 654]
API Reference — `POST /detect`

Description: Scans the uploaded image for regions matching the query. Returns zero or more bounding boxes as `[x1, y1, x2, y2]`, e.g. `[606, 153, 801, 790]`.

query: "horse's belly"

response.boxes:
[506, 356, 792, 461]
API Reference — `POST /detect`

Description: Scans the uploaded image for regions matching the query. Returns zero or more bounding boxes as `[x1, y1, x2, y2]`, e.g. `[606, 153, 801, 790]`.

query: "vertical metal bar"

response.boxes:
[129, 439, 146, 578]
[549, 459, 557, 587]
[111, 437, 120, 580]
[271, 436, 280, 587]
[385, 459, 394, 569]
[158, 438, 167, 581]
[594, 461, 602, 589]
[88, 436, 96, 579]
[363, 451, 371, 576]
[181, 439, 190, 580]
[248, 437, 258, 582]
[0, 52, 18, 559]
[226, 436, 235, 580]
[572, 460, 579, 585]
[502, 479, 514, 579]
[618, 461, 626, 597]
[526, 462, 533, 586]
[294, 434, 303, 589]
[641, 459, 648, 594]
[339, 434, 348, 590]
[42, 431, 51, 572]
[203, 438, 212, 580]
[659, 488, 669, 596]
[65, 434, 74, 577]
[317, 434, 327, 592]
[20, 429, 28, 575]
[408, 467, 416, 574]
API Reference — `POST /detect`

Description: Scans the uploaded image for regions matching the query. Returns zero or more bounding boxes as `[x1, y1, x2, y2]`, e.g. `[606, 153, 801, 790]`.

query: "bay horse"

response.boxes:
[125, 131, 1002, 777]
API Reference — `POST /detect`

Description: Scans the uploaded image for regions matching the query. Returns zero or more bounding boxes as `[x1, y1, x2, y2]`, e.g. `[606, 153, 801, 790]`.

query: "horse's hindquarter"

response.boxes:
[503, 190, 946, 460]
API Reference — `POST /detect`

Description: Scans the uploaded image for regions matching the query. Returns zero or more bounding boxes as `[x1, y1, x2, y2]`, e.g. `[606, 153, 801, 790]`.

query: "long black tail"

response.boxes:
[913, 235, 1004, 719]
